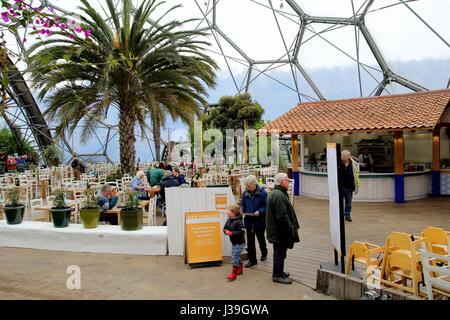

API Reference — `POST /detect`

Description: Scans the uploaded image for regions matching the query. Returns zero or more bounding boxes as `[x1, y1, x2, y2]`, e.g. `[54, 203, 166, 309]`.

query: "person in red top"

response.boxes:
[6, 155, 17, 172]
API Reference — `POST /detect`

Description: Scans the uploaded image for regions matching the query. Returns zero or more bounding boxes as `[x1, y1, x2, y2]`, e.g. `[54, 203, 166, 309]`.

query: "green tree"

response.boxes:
[204, 93, 265, 131]
[0, 127, 39, 163]
[27, 0, 216, 173]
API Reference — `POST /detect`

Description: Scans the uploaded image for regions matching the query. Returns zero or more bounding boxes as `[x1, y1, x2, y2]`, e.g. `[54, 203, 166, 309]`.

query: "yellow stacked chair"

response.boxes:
[380, 231, 430, 296]
[345, 241, 384, 278]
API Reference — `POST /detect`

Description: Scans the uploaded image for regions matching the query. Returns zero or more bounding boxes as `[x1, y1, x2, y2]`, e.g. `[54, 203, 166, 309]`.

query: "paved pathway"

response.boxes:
[0, 247, 329, 300]
[252, 196, 450, 288]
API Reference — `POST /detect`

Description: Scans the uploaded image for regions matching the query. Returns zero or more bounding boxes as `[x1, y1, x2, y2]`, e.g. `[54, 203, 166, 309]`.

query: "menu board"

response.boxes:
[185, 211, 223, 265]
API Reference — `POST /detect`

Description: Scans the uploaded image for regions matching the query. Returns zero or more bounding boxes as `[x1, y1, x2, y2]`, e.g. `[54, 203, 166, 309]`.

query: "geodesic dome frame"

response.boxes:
[0, 0, 162, 164]
[193, 0, 449, 102]
[1, 0, 449, 164]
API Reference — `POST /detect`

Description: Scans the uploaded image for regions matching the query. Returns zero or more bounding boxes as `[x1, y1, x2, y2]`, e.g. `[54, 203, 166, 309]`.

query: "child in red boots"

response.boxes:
[223, 205, 246, 281]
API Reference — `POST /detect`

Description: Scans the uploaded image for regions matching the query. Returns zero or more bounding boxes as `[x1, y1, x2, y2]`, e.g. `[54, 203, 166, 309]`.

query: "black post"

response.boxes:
[335, 144, 346, 274]
[334, 249, 338, 266]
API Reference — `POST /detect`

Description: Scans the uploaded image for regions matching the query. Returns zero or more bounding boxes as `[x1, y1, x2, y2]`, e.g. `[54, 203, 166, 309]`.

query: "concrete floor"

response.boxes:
[2, 195, 448, 300]
[0, 247, 329, 300]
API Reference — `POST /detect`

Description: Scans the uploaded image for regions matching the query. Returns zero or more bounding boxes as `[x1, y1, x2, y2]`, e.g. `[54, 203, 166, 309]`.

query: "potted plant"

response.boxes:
[120, 190, 143, 231]
[80, 188, 101, 229]
[50, 189, 71, 228]
[3, 187, 25, 225]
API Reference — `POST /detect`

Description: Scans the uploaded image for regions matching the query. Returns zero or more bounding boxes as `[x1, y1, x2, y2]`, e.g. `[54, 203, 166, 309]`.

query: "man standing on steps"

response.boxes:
[341, 150, 360, 222]
[266, 173, 300, 284]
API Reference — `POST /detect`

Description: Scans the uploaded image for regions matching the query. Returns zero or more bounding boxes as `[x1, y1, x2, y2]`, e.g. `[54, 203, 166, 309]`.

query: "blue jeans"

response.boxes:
[231, 243, 245, 267]
[343, 188, 353, 218]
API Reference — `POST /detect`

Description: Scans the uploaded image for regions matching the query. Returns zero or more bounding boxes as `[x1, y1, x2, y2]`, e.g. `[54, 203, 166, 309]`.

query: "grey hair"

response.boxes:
[244, 175, 258, 186]
[136, 171, 146, 178]
[341, 150, 351, 156]
[163, 170, 172, 178]
[101, 185, 112, 193]
[274, 173, 289, 186]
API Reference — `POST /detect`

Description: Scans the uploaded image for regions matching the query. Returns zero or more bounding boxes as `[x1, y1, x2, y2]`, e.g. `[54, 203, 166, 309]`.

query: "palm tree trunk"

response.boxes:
[119, 109, 136, 174]
[152, 117, 161, 162]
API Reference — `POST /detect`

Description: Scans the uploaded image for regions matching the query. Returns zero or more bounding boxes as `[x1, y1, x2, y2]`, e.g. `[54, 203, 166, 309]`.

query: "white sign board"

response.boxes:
[166, 187, 235, 256]
[327, 143, 342, 254]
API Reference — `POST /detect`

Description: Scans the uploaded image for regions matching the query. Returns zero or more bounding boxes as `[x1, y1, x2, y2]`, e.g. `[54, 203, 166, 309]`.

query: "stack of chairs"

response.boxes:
[421, 242, 450, 300]
[421, 227, 449, 256]
[380, 231, 429, 296]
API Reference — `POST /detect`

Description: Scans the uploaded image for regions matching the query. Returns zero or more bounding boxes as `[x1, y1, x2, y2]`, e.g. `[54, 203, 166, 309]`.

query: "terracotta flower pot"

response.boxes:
[4, 206, 25, 225]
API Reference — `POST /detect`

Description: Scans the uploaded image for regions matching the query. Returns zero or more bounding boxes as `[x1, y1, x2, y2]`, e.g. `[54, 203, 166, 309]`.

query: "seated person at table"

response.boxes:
[131, 171, 149, 200]
[148, 165, 165, 187]
[157, 170, 180, 206]
[96, 185, 119, 225]
[173, 167, 187, 186]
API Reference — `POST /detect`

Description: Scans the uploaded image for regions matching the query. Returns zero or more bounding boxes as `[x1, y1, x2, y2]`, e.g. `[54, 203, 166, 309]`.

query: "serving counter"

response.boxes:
[300, 170, 431, 202]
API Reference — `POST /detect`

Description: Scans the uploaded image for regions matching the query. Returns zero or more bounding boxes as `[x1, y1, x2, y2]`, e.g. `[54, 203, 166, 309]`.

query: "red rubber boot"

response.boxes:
[236, 263, 244, 275]
[226, 266, 238, 281]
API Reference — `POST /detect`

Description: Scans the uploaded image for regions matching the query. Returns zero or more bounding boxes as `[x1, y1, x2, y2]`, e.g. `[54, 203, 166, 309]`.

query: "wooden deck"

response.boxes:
[251, 196, 450, 288]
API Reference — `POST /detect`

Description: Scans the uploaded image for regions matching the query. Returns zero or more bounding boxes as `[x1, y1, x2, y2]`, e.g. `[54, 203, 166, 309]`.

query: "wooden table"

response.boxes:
[106, 201, 150, 225]
[146, 186, 161, 198]
[34, 200, 78, 222]
[195, 179, 207, 188]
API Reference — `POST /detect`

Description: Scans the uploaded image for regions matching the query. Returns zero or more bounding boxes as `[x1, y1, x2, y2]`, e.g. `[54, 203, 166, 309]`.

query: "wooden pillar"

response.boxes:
[300, 134, 305, 171]
[394, 131, 405, 203]
[432, 127, 441, 197]
[291, 134, 300, 196]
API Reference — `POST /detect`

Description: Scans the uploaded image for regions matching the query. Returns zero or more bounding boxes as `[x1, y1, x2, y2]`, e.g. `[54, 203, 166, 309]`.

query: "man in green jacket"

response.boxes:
[147, 166, 165, 187]
[266, 172, 300, 284]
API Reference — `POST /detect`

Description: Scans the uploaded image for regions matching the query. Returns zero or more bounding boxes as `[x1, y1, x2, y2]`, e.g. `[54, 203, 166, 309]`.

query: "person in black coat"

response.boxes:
[223, 205, 245, 281]
[158, 171, 180, 205]
[173, 167, 187, 185]
[266, 173, 300, 285]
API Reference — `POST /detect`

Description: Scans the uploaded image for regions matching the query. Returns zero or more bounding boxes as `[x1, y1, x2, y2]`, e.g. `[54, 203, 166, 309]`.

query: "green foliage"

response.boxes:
[4, 187, 21, 207]
[204, 93, 265, 131]
[123, 189, 139, 210]
[82, 188, 99, 209]
[0, 127, 39, 162]
[27, 0, 217, 173]
[42, 144, 63, 166]
[51, 189, 68, 209]
[106, 170, 123, 182]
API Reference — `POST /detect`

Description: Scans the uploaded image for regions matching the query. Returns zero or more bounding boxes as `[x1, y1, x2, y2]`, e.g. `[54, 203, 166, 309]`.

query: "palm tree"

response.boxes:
[27, 0, 216, 173]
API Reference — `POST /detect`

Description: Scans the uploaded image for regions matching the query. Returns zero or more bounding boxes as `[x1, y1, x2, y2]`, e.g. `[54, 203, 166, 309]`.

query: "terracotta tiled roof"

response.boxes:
[264, 89, 450, 134]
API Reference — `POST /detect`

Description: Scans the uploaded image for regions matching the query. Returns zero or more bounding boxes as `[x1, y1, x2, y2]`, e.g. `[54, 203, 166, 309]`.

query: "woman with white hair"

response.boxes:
[131, 171, 149, 200]
[241, 174, 269, 268]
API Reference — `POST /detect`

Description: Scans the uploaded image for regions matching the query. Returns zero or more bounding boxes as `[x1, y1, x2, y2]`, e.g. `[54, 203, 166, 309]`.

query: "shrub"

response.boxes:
[52, 189, 68, 209]
[4, 187, 22, 207]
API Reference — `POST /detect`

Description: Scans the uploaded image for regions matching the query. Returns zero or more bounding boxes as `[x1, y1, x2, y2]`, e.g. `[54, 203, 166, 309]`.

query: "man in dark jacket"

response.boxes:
[266, 173, 300, 284]
[158, 170, 180, 205]
[241, 175, 268, 268]
[173, 167, 187, 186]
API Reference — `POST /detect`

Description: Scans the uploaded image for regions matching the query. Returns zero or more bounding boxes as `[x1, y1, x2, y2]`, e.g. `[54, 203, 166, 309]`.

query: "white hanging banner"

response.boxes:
[327, 143, 342, 254]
